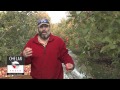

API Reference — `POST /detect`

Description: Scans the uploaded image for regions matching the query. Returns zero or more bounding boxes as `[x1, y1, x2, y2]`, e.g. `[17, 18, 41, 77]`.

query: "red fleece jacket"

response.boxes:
[21, 34, 74, 79]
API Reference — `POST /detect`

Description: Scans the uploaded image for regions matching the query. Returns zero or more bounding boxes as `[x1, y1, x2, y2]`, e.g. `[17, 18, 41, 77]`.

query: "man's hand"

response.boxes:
[23, 47, 32, 58]
[65, 63, 74, 72]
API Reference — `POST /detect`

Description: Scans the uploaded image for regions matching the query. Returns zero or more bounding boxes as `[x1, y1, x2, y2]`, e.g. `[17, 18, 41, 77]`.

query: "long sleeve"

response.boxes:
[20, 40, 32, 65]
[59, 40, 75, 66]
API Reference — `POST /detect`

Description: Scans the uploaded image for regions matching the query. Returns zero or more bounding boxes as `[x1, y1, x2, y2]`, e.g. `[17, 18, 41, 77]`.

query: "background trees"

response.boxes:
[0, 11, 120, 78]
[52, 11, 120, 78]
[0, 11, 50, 66]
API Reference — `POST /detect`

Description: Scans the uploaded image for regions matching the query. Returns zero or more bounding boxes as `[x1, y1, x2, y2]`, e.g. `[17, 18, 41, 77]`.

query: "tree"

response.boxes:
[0, 11, 50, 67]
[52, 11, 120, 78]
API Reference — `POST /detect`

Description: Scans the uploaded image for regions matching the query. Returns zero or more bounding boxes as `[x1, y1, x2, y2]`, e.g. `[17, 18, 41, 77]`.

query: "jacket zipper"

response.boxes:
[41, 45, 46, 78]
[44, 46, 46, 54]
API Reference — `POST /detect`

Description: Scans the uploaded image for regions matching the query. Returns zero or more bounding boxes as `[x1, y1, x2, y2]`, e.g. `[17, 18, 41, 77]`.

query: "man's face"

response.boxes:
[38, 24, 51, 40]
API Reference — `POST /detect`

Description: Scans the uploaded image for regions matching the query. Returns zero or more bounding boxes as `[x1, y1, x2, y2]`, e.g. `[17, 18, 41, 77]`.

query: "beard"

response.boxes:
[38, 29, 51, 40]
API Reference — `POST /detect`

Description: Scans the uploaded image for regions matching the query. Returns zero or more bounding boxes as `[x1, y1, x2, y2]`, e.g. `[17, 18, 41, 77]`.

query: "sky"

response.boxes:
[0, 11, 68, 24]
[46, 11, 67, 24]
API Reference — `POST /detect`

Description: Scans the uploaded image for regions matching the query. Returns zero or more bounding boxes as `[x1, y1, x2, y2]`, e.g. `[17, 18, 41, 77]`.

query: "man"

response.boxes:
[21, 19, 74, 79]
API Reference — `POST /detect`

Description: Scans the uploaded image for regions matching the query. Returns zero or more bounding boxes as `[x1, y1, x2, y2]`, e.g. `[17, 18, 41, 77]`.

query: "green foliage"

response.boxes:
[0, 11, 50, 67]
[52, 11, 120, 78]
[1, 11, 120, 78]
